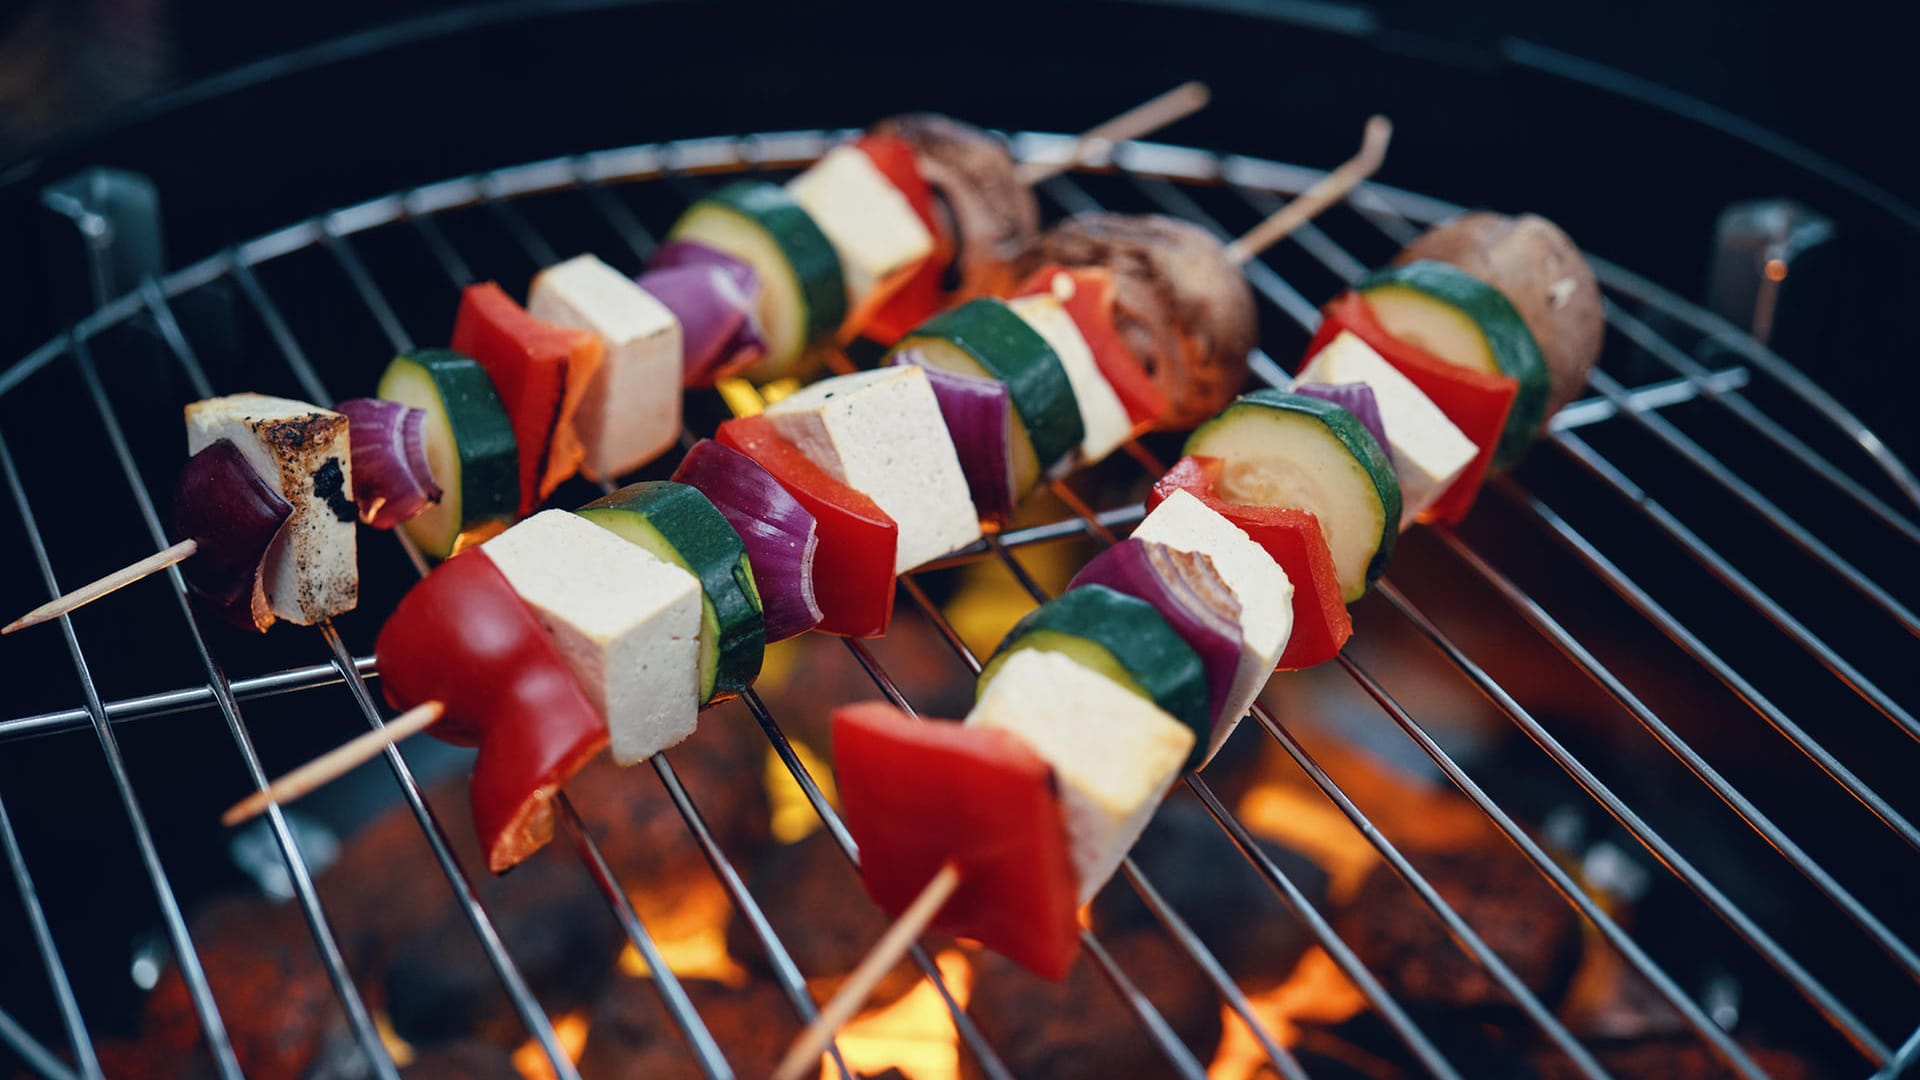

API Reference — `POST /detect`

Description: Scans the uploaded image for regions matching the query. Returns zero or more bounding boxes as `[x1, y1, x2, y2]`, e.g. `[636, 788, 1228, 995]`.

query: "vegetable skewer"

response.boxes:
[3, 539, 196, 635]
[208, 122, 1398, 837]
[3, 92, 1211, 638]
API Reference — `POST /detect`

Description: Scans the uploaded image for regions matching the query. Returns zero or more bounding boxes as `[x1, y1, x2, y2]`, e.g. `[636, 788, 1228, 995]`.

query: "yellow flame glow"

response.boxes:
[823, 949, 972, 1080]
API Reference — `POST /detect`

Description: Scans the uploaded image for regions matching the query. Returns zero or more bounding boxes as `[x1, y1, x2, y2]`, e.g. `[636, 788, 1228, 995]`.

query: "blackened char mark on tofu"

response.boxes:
[311, 457, 356, 522]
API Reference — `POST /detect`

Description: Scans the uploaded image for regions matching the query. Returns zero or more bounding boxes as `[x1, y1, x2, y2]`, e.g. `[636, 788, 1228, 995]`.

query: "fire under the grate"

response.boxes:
[88, 595, 1834, 1080]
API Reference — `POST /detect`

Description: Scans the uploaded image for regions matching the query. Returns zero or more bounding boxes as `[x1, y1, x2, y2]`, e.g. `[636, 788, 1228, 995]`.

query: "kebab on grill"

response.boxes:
[769, 212, 1604, 1078]
[4, 93, 1212, 636]
[214, 115, 1397, 849]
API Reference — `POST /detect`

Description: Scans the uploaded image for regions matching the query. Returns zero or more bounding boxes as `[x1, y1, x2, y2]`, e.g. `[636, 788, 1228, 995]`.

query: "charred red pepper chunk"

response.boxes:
[833, 702, 1081, 981]
[1151, 456, 1352, 670]
[1309, 292, 1514, 524]
[716, 414, 898, 638]
[375, 548, 606, 873]
[1013, 265, 1170, 429]
[451, 282, 604, 515]
[855, 133, 952, 346]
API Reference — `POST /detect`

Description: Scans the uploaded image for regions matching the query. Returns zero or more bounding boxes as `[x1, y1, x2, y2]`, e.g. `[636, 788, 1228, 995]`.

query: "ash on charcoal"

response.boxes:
[725, 829, 937, 1009]
[963, 930, 1222, 1080]
[1282, 1006, 1534, 1080]
[384, 839, 622, 1048]
[1333, 845, 1582, 1017]
[1089, 796, 1325, 990]
[399, 1039, 523, 1079]
[577, 976, 802, 1080]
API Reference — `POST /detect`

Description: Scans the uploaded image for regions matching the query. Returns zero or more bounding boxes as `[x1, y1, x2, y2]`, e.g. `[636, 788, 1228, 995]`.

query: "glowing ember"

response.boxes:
[512, 1009, 590, 1080]
[1208, 948, 1369, 1079]
[617, 875, 750, 987]
[824, 949, 972, 1080]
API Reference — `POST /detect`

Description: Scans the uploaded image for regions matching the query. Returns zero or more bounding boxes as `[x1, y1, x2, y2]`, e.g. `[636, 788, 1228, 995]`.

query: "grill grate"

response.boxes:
[2, 129, 1917, 1080]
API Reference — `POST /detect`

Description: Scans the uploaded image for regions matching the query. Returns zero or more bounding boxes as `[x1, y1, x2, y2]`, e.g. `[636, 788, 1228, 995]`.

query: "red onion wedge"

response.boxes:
[1068, 538, 1244, 733]
[1292, 382, 1393, 469]
[170, 439, 294, 632]
[337, 398, 441, 529]
[890, 349, 1018, 527]
[645, 242, 767, 387]
[671, 439, 822, 642]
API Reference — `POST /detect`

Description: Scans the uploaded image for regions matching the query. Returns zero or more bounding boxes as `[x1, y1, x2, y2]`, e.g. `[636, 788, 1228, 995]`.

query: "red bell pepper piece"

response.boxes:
[716, 414, 898, 638]
[1151, 456, 1352, 670]
[1308, 292, 1514, 524]
[375, 548, 607, 873]
[451, 282, 605, 515]
[1013, 265, 1170, 430]
[833, 702, 1081, 980]
[855, 133, 954, 346]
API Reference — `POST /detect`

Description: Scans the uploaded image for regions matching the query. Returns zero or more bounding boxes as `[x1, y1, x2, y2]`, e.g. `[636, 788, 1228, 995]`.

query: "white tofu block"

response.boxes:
[787, 145, 934, 312]
[967, 648, 1193, 902]
[764, 365, 981, 571]
[1006, 294, 1133, 467]
[528, 254, 682, 480]
[1132, 489, 1293, 763]
[1298, 331, 1477, 529]
[482, 509, 703, 766]
[184, 393, 357, 626]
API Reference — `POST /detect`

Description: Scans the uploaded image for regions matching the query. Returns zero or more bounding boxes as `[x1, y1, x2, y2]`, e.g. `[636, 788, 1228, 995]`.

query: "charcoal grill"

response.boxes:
[2, 6, 1918, 1079]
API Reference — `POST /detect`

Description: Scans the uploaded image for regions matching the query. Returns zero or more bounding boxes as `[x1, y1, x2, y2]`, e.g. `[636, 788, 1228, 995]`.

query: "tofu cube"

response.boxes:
[1006, 294, 1133, 467]
[529, 254, 682, 481]
[1133, 489, 1293, 763]
[481, 509, 703, 766]
[1297, 331, 1477, 528]
[765, 365, 981, 571]
[967, 648, 1193, 902]
[787, 145, 934, 314]
[184, 393, 357, 626]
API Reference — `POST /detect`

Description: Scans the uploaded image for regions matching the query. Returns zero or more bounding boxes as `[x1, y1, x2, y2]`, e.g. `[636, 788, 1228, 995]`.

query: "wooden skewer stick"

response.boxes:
[220, 701, 445, 827]
[3, 538, 199, 635]
[1016, 80, 1212, 187]
[1223, 114, 1393, 267]
[770, 861, 963, 1080]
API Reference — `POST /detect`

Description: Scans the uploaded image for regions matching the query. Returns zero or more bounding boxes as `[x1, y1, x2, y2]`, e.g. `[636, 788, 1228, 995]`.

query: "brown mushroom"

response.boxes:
[1396, 212, 1604, 419]
[1016, 212, 1257, 429]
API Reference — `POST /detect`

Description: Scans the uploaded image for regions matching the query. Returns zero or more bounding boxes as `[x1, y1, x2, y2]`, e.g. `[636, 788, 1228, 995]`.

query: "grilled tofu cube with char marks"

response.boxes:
[184, 393, 357, 626]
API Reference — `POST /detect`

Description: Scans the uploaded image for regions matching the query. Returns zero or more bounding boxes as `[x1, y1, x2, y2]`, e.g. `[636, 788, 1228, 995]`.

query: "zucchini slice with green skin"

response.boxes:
[579, 482, 765, 705]
[888, 298, 1084, 487]
[978, 585, 1210, 768]
[668, 181, 846, 381]
[1185, 389, 1401, 602]
[375, 349, 517, 558]
[1358, 261, 1549, 469]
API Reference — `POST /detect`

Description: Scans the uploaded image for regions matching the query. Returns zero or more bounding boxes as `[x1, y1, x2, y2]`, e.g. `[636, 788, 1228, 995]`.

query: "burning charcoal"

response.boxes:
[578, 975, 803, 1080]
[725, 829, 934, 1009]
[565, 702, 773, 898]
[1090, 796, 1325, 989]
[400, 1039, 523, 1079]
[140, 895, 347, 1080]
[385, 840, 622, 1048]
[1333, 846, 1582, 1016]
[1283, 1005, 1534, 1079]
[963, 930, 1223, 1080]
[1532, 1036, 1825, 1080]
